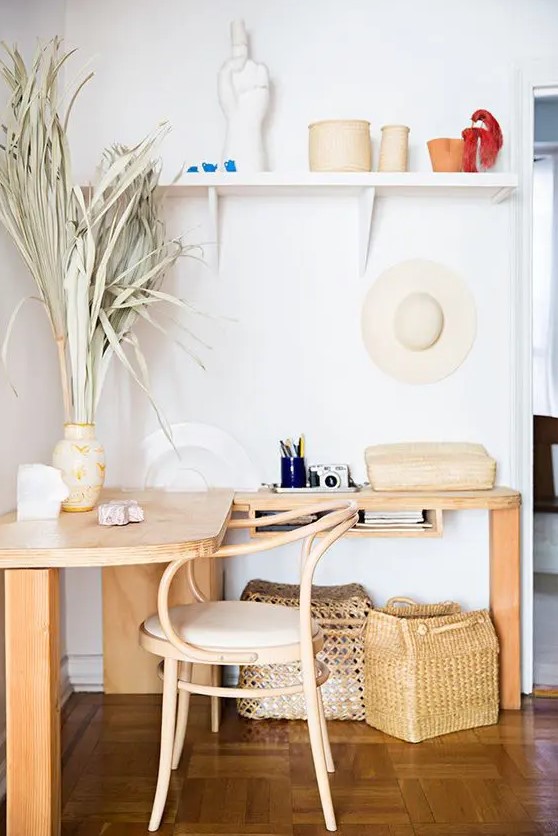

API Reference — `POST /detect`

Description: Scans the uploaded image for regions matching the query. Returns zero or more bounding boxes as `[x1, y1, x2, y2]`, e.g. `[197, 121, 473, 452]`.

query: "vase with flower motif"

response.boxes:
[52, 424, 105, 512]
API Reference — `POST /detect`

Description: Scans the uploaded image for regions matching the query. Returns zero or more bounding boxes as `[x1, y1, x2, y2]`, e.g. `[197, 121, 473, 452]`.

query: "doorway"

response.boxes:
[532, 91, 558, 694]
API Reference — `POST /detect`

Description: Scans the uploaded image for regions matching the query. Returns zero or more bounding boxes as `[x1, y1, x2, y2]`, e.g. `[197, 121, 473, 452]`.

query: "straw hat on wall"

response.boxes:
[361, 259, 476, 384]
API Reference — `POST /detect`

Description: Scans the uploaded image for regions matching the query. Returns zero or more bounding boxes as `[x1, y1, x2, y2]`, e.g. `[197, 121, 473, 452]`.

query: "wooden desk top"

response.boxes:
[233, 486, 521, 511]
[0, 489, 234, 569]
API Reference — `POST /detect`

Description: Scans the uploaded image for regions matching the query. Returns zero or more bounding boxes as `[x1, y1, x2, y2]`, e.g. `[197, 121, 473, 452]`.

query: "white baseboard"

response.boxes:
[60, 656, 73, 706]
[64, 653, 104, 693]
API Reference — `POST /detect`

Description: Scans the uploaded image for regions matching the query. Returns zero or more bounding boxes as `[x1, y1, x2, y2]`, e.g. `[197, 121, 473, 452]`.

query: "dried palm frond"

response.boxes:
[0, 38, 204, 432]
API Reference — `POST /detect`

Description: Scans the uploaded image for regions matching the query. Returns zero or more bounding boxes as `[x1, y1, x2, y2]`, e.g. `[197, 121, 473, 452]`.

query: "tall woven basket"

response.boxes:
[237, 580, 372, 721]
[364, 597, 499, 742]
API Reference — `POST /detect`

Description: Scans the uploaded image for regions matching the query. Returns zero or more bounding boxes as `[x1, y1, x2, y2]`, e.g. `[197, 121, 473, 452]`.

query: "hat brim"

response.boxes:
[361, 259, 476, 384]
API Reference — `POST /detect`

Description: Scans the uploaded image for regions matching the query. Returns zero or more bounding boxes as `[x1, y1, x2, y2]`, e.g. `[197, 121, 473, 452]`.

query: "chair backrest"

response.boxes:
[141, 422, 260, 491]
[534, 414, 558, 511]
[156, 500, 359, 666]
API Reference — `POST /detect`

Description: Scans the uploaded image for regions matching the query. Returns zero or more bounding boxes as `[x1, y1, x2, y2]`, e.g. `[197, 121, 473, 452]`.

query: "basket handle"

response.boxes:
[416, 616, 485, 636]
[386, 596, 418, 608]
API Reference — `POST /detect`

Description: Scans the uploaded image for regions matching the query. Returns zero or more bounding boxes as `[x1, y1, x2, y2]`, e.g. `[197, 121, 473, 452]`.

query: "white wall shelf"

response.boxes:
[158, 172, 518, 275]
[162, 171, 518, 275]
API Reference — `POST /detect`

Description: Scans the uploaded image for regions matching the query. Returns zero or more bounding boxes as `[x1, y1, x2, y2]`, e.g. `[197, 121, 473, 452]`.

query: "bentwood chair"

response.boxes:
[139, 499, 358, 832]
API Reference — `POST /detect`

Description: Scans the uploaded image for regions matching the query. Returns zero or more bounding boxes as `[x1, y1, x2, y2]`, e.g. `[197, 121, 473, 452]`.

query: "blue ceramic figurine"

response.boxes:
[224, 159, 237, 172]
[202, 162, 218, 172]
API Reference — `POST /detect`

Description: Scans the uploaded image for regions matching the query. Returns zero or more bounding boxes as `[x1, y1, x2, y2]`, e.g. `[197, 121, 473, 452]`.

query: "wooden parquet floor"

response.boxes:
[5, 693, 558, 835]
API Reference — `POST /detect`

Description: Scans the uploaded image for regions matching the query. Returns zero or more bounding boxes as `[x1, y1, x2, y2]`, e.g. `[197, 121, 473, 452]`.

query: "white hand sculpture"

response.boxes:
[218, 20, 270, 171]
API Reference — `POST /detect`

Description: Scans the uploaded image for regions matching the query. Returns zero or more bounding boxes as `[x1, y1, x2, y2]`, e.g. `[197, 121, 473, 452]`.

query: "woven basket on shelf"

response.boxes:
[309, 120, 372, 172]
[364, 597, 499, 742]
[237, 580, 372, 721]
[365, 442, 497, 491]
[378, 125, 410, 172]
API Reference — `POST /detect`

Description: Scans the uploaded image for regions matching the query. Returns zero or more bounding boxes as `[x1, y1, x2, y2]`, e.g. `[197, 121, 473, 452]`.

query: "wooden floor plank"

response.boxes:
[3, 694, 558, 834]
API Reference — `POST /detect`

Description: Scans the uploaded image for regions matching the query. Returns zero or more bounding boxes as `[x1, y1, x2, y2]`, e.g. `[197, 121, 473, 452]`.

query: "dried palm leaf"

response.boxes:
[0, 39, 205, 434]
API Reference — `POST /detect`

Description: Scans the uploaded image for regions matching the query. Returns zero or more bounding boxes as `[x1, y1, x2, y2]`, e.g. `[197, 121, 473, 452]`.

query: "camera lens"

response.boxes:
[324, 473, 340, 488]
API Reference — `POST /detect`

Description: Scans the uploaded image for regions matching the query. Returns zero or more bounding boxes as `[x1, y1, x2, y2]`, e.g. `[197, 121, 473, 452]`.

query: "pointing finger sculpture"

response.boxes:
[218, 19, 270, 171]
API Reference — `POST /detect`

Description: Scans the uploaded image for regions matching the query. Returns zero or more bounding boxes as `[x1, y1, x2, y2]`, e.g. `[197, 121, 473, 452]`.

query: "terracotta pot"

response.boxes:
[427, 138, 464, 172]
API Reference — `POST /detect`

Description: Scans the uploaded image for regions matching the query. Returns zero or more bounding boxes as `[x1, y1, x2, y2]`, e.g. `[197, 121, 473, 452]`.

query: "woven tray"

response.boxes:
[237, 580, 372, 721]
[364, 598, 499, 742]
[365, 442, 497, 491]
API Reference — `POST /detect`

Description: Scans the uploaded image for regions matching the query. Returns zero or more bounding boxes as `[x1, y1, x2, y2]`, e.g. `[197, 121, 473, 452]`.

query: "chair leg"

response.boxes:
[302, 663, 337, 832]
[172, 661, 192, 770]
[149, 658, 179, 832]
[317, 686, 334, 773]
[210, 665, 220, 733]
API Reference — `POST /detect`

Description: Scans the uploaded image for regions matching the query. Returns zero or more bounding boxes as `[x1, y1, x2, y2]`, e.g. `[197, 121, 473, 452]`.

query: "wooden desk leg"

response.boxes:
[5, 569, 61, 835]
[489, 507, 521, 710]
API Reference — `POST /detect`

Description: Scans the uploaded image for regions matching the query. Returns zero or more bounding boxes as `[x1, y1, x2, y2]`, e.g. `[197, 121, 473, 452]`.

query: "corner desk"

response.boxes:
[0, 485, 520, 835]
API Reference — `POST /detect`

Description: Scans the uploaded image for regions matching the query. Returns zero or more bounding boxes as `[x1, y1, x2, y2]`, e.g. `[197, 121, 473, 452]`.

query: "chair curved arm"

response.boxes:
[156, 500, 358, 665]
[227, 501, 354, 530]
[216, 500, 358, 558]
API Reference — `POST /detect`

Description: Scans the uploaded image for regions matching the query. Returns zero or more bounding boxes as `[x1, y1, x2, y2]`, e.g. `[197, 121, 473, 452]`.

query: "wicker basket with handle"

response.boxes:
[364, 597, 499, 742]
[237, 580, 372, 721]
[376, 596, 461, 618]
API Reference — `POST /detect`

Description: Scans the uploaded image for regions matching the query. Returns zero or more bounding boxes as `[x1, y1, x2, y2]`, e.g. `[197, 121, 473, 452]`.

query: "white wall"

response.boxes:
[62, 0, 558, 692]
[0, 0, 66, 782]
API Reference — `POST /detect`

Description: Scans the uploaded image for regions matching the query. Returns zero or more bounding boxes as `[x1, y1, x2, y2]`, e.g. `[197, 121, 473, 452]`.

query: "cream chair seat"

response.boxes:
[143, 600, 321, 651]
[140, 499, 358, 834]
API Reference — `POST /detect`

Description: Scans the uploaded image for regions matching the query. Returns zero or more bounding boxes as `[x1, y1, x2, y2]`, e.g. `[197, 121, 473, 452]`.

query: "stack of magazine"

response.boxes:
[355, 509, 431, 531]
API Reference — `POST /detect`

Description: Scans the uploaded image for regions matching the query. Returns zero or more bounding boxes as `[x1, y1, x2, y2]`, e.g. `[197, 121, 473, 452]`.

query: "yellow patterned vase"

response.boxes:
[52, 424, 106, 512]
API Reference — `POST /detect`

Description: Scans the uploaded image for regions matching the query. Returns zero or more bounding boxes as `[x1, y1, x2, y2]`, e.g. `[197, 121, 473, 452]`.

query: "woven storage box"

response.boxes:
[309, 120, 372, 172]
[365, 442, 497, 491]
[364, 597, 499, 742]
[237, 580, 372, 721]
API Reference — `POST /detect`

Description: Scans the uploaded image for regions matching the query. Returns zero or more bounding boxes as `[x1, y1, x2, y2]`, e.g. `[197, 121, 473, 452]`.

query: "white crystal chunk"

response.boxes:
[17, 464, 69, 521]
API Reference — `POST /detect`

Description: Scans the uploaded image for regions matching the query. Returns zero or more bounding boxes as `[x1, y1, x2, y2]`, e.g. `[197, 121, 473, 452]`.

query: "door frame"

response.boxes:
[513, 62, 558, 694]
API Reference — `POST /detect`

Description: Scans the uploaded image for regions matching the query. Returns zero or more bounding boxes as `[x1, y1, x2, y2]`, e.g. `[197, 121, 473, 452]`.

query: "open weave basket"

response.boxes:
[364, 597, 499, 742]
[237, 580, 372, 721]
[365, 442, 497, 491]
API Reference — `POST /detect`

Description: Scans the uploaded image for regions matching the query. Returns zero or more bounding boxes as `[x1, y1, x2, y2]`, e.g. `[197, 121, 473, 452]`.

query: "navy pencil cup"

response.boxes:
[281, 457, 306, 488]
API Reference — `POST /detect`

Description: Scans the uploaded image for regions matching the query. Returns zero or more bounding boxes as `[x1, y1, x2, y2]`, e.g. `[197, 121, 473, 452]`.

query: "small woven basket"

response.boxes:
[378, 125, 410, 172]
[309, 120, 372, 172]
[365, 442, 497, 491]
[364, 597, 499, 742]
[237, 580, 372, 721]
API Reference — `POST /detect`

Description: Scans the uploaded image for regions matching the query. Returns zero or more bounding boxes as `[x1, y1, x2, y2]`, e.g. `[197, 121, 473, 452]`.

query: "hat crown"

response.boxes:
[393, 292, 444, 352]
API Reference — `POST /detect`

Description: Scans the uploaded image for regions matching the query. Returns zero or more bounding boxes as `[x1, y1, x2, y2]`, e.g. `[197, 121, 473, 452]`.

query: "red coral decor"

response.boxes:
[462, 110, 503, 172]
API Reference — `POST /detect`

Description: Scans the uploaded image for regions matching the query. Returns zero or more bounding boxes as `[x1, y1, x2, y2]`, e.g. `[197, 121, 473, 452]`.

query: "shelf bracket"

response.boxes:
[491, 186, 511, 205]
[358, 186, 376, 276]
[207, 186, 219, 272]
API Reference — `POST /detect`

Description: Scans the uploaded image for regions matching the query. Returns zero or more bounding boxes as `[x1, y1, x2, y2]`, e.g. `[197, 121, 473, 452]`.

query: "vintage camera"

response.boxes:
[308, 464, 350, 490]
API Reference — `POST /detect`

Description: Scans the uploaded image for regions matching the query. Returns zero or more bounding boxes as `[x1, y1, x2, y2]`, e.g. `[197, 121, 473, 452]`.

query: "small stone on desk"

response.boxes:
[98, 500, 144, 526]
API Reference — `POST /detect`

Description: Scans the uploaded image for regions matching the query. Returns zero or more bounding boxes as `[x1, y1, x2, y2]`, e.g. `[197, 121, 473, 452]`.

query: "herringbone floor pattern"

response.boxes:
[5, 693, 558, 835]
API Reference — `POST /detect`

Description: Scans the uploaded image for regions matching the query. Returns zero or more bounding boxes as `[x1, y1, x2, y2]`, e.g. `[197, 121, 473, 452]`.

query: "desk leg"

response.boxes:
[5, 569, 61, 835]
[489, 507, 521, 710]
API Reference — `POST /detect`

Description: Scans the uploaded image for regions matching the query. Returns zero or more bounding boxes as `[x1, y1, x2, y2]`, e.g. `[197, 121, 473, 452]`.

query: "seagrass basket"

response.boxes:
[237, 580, 372, 721]
[309, 120, 372, 172]
[365, 442, 497, 491]
[364, 597, 499, 742]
